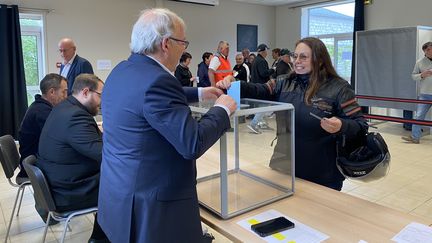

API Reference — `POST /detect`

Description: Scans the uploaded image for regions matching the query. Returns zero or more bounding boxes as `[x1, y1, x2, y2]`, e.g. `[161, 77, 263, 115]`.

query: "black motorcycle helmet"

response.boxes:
[336, 132, 390, 182]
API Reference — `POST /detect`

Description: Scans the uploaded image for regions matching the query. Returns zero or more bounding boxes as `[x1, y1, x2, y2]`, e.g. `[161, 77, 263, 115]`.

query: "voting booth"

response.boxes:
[191, 98, 295, 219]
[356, 26, 432, 110]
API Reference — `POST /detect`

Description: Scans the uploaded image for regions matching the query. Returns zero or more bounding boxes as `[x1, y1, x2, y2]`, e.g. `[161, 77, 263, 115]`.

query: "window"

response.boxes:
[301, 1, 354, 81]
[20, 13, 46, 105]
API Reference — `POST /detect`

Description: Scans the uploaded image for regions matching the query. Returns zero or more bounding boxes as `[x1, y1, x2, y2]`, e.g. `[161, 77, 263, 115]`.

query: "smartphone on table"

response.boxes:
[251, 216, 295, 237]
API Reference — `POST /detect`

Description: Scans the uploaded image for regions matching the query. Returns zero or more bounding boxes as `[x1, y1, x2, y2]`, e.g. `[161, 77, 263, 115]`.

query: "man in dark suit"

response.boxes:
[58, 38, 94, 95]
[37, 74, 108, 243]
[98, 8, 237, 243]
[17, 73, 67, 178]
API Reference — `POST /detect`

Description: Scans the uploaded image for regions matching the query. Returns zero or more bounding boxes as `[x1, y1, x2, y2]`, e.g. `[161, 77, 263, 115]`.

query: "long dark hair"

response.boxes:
[295, 37, 342, 105]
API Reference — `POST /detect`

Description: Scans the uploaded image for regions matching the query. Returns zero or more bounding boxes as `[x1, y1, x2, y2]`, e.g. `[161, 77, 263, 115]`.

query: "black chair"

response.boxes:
[23, 155, 98, 243]
[0, 135, 31, 243]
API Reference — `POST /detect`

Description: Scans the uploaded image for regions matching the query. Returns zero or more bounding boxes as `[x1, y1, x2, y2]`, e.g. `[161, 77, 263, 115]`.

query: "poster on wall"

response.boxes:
[237, 24, 257, 52]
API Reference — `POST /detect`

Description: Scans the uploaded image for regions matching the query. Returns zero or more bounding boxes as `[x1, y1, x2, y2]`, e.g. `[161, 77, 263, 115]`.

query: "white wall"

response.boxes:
[2, 0, 275, 80]
[275, 5, 300, 52]
[364, 0, 432, 30]
[162, 0, 276, 74]
[2, 0, 155, 80]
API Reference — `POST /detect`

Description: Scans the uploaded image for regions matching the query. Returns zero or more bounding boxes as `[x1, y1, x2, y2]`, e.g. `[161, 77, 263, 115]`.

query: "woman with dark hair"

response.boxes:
[248, 53, 256, 66]
[175, 52, 196, 86]
[218, 37, 368, 191]
[197, 52, 213, 87]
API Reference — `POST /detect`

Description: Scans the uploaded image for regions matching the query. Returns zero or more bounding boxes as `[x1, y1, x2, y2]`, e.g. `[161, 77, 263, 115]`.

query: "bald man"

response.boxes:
[58, 38, 94, 95]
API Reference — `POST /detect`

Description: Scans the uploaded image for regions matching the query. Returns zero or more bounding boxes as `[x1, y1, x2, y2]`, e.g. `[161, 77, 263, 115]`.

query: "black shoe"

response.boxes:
[16, 169, 28, 178]
[202, 233, 215, 243]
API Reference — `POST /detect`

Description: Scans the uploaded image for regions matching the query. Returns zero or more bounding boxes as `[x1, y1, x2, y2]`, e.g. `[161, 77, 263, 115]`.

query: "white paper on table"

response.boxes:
[391, 222, 432, 243]
[237, 209, 329, 243]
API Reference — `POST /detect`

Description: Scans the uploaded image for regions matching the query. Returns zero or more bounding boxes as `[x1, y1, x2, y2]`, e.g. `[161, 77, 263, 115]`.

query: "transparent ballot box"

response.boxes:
[191, 98, 295, 219]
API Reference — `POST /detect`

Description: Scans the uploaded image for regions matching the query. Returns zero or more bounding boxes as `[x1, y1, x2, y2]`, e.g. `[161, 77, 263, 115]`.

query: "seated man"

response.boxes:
[37, 73, 108, 243]
[17, 73, 68, 178]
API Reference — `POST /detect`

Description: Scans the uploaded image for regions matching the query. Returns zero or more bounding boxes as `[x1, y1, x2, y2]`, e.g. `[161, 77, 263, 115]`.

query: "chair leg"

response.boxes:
[4, 186, 22, 243]
[16, 186, 26, 216]
[60, 217, 72, 243]
[42, 213, 51, 243]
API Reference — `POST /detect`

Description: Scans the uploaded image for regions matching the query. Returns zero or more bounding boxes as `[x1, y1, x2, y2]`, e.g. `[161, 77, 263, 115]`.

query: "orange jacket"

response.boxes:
[213, 55, 232, 83]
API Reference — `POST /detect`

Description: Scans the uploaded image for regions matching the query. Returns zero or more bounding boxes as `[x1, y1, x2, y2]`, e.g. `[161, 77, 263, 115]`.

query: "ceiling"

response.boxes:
[230, 0, 311, 6]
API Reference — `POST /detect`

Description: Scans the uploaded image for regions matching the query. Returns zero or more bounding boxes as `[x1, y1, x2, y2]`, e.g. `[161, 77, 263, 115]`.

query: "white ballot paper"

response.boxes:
[392, 222, 432, 243]
[237, 209, 329, 243]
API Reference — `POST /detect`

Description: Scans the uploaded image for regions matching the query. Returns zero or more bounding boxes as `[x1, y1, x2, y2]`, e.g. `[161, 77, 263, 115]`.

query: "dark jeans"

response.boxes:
[403, 110, 413, 130]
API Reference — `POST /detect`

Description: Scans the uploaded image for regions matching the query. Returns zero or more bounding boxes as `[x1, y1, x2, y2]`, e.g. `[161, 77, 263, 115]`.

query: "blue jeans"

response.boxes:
[250, 112, 271, 126]
[412, 94, 432, 140]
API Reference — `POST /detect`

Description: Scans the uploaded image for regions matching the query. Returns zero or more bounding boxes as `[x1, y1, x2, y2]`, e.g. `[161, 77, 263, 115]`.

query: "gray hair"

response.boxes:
[217, 41, 229, 52]
[130, 8, 185, 55]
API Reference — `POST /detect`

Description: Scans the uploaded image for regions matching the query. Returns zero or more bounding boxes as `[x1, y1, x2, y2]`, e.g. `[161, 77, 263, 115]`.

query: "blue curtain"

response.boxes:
[0, 4, 28, 138]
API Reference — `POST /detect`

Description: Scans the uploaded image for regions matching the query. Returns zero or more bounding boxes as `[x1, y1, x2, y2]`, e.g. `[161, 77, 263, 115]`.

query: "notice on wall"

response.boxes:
[97, 59, 112, 70]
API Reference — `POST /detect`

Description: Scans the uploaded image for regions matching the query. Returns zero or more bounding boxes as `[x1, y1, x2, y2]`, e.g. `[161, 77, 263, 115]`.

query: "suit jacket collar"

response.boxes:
[60, 55, 80, 79]
[128, 53, 174, 76]
[128, 53, 158, 65]
[68, 55, 79, 72]
[66, 95, 93, 116]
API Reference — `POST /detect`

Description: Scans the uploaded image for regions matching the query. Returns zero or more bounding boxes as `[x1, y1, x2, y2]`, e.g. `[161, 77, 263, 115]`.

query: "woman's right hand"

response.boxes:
[216, 75, 235, 90]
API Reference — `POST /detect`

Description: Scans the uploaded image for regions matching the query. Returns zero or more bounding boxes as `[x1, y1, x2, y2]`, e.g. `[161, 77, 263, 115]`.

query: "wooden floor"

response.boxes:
[0, 119, 431, 242]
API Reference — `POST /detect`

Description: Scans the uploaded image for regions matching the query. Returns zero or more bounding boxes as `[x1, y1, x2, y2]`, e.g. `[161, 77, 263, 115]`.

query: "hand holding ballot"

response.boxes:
[216, 75, 235, 90]
[201, 86, 224, 100]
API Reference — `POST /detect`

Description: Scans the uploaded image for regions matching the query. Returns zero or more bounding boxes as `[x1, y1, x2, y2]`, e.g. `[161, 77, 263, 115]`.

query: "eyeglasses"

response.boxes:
[90, 90, 102, 97]
[169, 37, 189, 49]
[58, 48, 72, 53]
[291, 53, 310, 62]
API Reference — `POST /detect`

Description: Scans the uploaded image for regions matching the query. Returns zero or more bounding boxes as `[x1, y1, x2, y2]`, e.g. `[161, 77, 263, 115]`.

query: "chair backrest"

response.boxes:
[23, 155, 57, 212]
[0, 135, 20, 179]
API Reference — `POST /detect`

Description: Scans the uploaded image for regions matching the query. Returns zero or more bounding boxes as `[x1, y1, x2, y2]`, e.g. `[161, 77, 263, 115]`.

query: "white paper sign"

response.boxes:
[392, 222, 432, 243]
[237, 209, 329, 243]
[97, 59, 112, 70]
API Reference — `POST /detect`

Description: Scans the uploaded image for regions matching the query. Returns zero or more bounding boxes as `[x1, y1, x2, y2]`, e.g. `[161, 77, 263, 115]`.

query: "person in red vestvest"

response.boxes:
[208, 41, 233, 86]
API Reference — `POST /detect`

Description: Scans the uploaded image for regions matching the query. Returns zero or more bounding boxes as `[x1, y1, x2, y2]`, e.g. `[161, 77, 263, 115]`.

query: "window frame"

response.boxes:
[19, 12, 47, 104]
[301, 0, 355, 81]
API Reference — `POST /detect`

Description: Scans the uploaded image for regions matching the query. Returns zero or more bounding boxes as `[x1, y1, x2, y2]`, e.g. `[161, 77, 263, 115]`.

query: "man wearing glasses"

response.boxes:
[98, 8, 237, 243]
[37, 73, 108, 242]
[58, 38, 94, 95]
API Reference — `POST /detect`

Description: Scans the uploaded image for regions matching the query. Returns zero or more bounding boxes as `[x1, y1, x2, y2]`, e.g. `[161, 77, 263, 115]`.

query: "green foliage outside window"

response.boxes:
[22, 35, 39, 86]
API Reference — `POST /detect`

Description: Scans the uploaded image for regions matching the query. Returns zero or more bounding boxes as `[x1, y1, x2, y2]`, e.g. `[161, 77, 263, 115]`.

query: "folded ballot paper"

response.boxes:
[227, 81, 240, 110]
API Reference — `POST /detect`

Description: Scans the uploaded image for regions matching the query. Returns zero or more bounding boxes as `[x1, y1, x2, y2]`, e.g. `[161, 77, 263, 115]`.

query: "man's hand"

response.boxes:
[421, 70, 432, 79]
[216, 75, 235, 90]
[215, 94, 237, 115]
[320, 117, 342, 134]
[201, 87, 224, 100]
